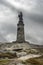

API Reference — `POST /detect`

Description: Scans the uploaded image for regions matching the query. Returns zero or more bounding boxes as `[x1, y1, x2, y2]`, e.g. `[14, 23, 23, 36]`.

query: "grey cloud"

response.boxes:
[35, 0, 43, 13]
[0, 22, 17, 42]
[23, 12, 43, 24]
[29, 13, 43, 24]
[0, 23, 17, 36]
[0, 33, 7, 42]
[23, 12, 43, 45]
[26, 33, 38, 43]
[0, 0, 18, 13]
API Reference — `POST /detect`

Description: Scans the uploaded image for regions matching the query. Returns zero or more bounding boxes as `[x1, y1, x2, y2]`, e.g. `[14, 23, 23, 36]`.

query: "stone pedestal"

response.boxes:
[17, 12, 25, 43]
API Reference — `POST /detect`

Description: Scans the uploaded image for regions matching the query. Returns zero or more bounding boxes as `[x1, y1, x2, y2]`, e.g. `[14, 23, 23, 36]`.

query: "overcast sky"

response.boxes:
[0, 0, 43, 45]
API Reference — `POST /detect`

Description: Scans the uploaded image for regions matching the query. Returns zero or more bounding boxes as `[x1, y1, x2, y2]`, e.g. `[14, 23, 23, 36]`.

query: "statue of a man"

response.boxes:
[18, 12, 23, 21]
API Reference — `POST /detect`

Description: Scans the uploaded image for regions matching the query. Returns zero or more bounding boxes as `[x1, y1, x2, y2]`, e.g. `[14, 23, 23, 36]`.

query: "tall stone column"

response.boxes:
[17, 12, 25, 43]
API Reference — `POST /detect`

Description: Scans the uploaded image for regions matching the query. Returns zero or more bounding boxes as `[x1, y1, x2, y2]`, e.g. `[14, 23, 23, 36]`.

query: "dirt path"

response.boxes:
[18, 54, 41, 61]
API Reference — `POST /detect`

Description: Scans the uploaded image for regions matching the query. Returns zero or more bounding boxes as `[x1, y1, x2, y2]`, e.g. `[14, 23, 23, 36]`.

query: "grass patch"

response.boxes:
[0, 52, 17, 58]
[0, 59, 10, 65]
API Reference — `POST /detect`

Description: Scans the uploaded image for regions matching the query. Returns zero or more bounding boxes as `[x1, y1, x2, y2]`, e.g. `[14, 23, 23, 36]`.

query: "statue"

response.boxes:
[18, 12, 23, 21]
[17, 12, 25, 43]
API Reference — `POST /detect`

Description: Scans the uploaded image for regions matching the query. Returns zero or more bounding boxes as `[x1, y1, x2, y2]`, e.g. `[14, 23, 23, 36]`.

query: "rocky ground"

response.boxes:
[0, 54, 42, 65]
[0, 42, 43, 65]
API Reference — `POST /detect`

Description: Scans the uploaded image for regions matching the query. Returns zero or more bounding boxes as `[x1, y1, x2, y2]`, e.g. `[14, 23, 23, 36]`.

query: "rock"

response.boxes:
[16, 52, 27, 57]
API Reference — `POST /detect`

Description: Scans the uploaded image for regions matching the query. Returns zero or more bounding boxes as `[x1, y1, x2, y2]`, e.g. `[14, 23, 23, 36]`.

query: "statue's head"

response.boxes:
[19, 12, 23, 16]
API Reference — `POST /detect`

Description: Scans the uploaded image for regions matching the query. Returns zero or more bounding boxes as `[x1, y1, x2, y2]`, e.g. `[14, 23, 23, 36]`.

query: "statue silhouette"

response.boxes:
[18, 12, 23, 21]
